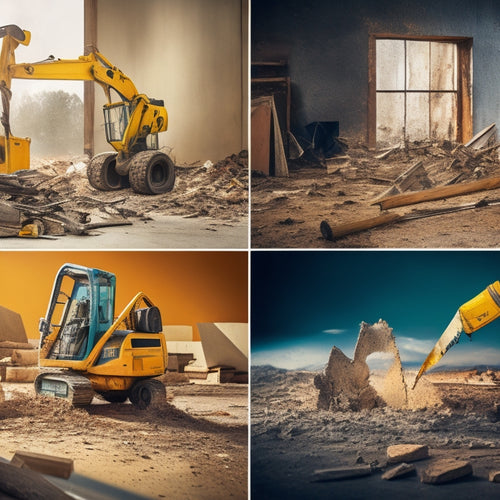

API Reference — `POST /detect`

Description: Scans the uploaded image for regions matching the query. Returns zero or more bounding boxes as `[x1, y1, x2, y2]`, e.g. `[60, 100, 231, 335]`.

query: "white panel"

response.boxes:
[431, 93, 457, 140]
[406, 93, 429, 141]
[406, 41, 430, 90]
[431, 42, 457, 90]
[376, 92, 405, 145]
[376, 39, 405, 90]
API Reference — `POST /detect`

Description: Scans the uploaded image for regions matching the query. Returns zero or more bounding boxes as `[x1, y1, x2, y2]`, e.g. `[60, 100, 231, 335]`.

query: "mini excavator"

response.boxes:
[35, 263, 168, 408]
[0, 24, 175, 194]
[413, 281, 500, 389]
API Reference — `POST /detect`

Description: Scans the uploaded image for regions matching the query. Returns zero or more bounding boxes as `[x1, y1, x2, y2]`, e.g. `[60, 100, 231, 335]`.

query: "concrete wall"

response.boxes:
[252, 0, 500, 142]
[94, 0, 248, 164]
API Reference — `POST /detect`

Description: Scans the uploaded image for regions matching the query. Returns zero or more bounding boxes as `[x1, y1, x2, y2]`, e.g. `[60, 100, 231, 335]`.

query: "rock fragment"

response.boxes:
[420, 459, 472, 484]
[381, 462, 416, 480]
[489, 470, 500, 482]
[387, 444, 429, 463]
[312, 465, 372, 482]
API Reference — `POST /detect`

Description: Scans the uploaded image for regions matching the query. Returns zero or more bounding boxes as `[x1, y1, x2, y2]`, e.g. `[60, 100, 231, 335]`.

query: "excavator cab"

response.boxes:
[39, 265, 115, 361]
[35, 264, 168, 408]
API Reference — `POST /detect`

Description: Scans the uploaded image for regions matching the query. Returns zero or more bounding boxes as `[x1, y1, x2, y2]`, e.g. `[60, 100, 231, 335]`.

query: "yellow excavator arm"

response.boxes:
[0, 25, 175, 195]
[412, 281, 500, 389]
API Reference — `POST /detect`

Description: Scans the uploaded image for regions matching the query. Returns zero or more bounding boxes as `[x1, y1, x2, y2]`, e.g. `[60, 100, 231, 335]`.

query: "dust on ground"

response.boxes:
[251, 140, 500, 248]
[252, 365, 499, 499]
[0, 380, 248, 499]
[1, 150, 248, 236]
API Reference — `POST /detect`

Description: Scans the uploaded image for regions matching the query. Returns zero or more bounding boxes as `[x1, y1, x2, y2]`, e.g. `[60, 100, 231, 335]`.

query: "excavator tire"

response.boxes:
[34, 372, 95, 407]
[88, 152, 129, 191]
[99, 391, 129, 403]
[128, 379, 166, 410]
[128, 150, 176, 195]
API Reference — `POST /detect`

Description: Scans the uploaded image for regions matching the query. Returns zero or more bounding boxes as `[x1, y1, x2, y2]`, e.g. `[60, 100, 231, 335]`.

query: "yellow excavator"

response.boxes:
[35, 263, 168, 408]
[413, 281, 500, 389]
[0, 24, 175, 194]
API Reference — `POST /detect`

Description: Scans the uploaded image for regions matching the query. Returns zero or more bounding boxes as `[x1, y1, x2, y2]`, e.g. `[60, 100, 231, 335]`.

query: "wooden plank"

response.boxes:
[465, 123, 496, 150]
[251, 99, 272, 175]
[0, 341, 34, 349]
[0, 201, 20, 225]
[0, 460, 72, 499]
[321, 213, 402, 240]
[374, 176, 500, 210]
[11, 451, 74, 479]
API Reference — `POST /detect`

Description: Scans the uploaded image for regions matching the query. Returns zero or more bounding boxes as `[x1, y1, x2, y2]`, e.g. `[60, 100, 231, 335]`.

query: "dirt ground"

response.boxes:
[251, 365, 500, 499]
[251, 141, 500, 248]
[0, 150, 248, 245]
[0, 379, 248, 499]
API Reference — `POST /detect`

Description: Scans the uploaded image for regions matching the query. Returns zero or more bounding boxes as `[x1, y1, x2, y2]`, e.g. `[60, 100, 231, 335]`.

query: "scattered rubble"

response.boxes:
[0, 150, 248, 238]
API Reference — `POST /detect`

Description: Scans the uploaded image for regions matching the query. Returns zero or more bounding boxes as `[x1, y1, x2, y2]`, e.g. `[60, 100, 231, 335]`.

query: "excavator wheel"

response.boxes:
[129, 379, 166, 410]
[99, 391, 129, 403]
[88, 152, 129, 191]
[128, 150, 176, 195]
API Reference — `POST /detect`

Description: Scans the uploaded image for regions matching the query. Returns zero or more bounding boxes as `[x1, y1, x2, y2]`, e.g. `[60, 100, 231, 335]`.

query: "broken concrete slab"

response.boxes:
[387, 444, 429, 464]
[312, 465, 372, 482]
[381, 462, 416, 480]
[489, 470, 500, 482]
[420, 459, 472, 484]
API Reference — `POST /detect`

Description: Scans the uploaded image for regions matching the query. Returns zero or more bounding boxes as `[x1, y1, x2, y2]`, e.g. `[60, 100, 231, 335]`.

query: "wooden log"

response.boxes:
[374, 176, 500, 210]
[4, 366, 39, 382]
[0, 341, 34, 349]
[11, 349, 38, 366]
[0, 460, 72, 499]
[11, 451, 73, 479]
[320, 213, 402, 240]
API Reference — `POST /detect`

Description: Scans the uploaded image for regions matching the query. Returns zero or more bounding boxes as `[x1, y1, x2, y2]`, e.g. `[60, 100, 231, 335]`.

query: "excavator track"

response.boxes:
[34, 372, 95, 407]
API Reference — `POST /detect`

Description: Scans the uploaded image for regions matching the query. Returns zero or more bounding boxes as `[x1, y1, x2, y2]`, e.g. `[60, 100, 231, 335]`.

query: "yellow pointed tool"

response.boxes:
[412, 281, 500, 389]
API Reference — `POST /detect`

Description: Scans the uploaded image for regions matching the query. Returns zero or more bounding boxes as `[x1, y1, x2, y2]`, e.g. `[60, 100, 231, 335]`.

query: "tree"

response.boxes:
[11, 90, 83, 155]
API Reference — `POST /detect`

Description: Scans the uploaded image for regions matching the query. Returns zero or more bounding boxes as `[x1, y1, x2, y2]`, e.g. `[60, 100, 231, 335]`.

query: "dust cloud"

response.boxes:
[314, 319, 440, 411]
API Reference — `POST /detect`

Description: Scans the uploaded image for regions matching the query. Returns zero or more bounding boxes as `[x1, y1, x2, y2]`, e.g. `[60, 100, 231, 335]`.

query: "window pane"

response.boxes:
[376, 39, 405, 90]
[406, 93, 429, 141]
[406, 41, 430, 90]
[431, 93, 457, 140]
[431, 42, 457, 90]
[376, 92, 405, 145]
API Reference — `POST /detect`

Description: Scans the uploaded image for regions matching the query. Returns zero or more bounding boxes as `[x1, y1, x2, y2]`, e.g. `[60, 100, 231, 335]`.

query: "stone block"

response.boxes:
[421, 459, 472, 484]
[489, 470, 500, 483]
[387, 444, 429, 463]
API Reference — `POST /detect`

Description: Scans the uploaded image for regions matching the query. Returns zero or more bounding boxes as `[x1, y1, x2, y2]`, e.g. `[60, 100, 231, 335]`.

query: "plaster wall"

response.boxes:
[252, 0, 500, 142]
[94, 0, 248, 164]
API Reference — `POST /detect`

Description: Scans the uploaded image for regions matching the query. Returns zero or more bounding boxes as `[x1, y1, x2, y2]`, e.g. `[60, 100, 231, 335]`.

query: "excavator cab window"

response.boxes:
[104, 102, 130, 143]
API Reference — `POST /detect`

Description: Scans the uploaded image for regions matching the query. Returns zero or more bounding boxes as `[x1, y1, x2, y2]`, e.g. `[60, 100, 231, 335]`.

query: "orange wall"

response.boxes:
[0, 251, 248, 340]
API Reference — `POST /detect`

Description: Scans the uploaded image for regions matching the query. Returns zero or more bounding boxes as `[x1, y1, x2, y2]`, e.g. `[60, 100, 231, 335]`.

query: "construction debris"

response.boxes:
[0, 151, 248, 238]
[387, 444, 429, 464]
[11, 450, 74, 479]
[489, 470, 500, 482]
[420, 459, 473, 484]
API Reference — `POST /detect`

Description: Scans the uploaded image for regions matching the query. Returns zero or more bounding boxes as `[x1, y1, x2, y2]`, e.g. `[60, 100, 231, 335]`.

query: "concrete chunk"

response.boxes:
[489, 470, 500, 483]
[382, 462, 416, 480]
[421, 459, 472, 484]
[312, 465, 372, 482]
[387, 444, 429, 463]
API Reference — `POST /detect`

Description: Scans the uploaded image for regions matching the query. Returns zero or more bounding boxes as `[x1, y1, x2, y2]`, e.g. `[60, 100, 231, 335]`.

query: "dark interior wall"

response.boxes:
[252, 0, 500, 143]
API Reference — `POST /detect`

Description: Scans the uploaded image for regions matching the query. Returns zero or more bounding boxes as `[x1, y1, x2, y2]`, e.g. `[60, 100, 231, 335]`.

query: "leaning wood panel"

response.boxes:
[374, 176, 500, 210]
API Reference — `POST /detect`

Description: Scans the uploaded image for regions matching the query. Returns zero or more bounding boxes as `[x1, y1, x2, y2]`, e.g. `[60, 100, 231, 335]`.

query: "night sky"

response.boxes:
[251, 250, 500, 370]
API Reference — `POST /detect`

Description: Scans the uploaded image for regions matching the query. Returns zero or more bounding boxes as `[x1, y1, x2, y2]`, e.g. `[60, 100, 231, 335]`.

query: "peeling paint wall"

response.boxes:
[252, 0, 500, 142]
[95, 0, 248, 164]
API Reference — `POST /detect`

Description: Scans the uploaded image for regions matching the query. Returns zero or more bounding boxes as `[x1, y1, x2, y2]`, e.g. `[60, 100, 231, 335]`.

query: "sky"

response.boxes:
[2, 0, 84, 101]
[251, 250, 500, 370]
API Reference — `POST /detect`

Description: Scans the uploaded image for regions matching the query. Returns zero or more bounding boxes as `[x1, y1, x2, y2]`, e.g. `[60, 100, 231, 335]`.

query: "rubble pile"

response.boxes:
[0, 150, 248, 238]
